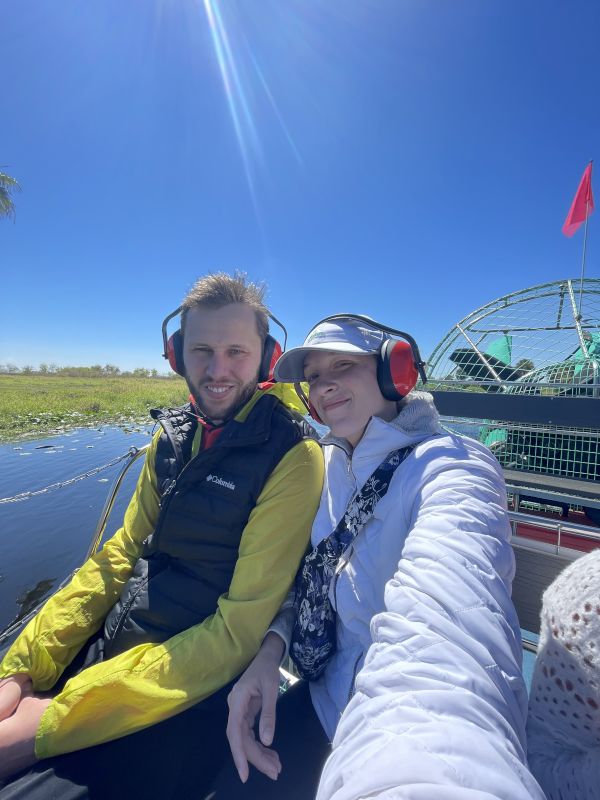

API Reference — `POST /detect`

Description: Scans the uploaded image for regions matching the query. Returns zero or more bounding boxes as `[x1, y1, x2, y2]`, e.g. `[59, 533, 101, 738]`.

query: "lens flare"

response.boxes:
[201, 0, 302, 212]
[202, 0, 261, 205]
[246, 48, 303, 167]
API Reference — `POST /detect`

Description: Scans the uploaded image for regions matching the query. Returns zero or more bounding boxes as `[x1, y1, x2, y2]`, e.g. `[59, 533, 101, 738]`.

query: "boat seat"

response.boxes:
[511, 543, 579, 634]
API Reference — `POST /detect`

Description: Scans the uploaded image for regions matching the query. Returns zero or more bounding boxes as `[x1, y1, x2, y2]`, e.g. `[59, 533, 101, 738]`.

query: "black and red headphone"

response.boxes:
[294, 314, 427, 423]
[161, 306, 287, 383]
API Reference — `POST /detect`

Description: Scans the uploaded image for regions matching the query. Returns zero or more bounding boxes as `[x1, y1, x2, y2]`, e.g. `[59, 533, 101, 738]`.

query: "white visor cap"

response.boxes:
[274, 318, 388, 383]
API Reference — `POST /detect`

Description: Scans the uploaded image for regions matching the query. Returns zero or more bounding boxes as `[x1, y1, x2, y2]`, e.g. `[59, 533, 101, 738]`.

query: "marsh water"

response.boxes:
[0, 425, 154, 638]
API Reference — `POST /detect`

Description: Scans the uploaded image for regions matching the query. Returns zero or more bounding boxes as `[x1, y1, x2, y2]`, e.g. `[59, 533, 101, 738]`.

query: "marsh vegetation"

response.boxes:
[0, 374, 188, 440]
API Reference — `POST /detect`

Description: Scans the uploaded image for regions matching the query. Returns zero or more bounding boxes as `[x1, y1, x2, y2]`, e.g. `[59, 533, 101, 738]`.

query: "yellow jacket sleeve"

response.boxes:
[35, 436, 323, 758]
[0, 433, 162, 688]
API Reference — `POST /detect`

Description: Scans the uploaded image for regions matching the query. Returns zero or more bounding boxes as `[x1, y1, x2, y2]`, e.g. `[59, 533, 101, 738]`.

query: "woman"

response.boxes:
[211, 315, 544, 800]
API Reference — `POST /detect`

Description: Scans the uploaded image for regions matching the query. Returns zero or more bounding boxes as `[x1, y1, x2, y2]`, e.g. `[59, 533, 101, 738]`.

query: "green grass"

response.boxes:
[0, 375, 189, 440]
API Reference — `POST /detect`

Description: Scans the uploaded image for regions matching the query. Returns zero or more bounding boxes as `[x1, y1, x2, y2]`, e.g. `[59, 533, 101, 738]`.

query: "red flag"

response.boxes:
[562, 162, 594, 237]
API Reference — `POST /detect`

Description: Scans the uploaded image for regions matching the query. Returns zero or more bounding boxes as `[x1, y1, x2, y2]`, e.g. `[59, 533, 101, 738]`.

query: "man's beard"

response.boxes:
[185, 375, 258, 425]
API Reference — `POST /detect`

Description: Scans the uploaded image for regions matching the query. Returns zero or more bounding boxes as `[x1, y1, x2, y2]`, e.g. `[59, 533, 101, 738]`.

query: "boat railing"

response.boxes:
[84, 443, 151, 561]
[509, 512, 600, 638]
[509, 511, 600, 548]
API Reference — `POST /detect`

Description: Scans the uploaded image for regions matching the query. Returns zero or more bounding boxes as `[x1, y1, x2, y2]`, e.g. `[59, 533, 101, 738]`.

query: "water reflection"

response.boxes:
[0, 425, 153, 637]
[10, 578, 57, 628]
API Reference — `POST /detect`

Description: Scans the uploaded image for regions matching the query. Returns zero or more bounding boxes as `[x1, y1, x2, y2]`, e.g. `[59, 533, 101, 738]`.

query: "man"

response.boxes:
[0, 273, 323, 798]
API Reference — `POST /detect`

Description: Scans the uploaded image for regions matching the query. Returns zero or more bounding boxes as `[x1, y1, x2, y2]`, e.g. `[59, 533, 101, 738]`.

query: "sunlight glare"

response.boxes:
[201, 0, 261, 207]
[200, 0, 306, 215]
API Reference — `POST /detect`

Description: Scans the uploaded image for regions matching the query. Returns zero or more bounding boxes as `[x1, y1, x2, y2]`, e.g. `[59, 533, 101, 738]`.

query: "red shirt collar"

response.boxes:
[188, 383, 273, 450]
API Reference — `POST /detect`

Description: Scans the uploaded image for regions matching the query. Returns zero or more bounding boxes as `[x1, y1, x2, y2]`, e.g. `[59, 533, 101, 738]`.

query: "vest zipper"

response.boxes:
[153, 447, 218, 533]
[159, 478, 176, 507]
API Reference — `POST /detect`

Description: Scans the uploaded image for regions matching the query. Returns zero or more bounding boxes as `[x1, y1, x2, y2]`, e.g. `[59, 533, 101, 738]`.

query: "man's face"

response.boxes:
[182, 303, 263, 424]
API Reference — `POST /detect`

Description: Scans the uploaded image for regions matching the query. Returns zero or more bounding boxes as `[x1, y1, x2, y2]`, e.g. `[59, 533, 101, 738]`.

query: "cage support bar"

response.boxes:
[455, 323, 504, 386]
[431, 390, 600, 428]
[567, 279, 589, 357]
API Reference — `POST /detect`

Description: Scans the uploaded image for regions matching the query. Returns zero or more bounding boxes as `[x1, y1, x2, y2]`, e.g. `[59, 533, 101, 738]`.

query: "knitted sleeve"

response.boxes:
[527, 548, 600, 800]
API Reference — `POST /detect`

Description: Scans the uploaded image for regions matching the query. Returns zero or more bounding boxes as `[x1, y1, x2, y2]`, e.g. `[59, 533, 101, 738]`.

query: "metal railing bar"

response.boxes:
[83, 444, 150, 562]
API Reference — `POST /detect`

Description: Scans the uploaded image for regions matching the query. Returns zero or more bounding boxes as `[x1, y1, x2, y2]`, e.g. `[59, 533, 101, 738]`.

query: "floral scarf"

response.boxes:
[291, 445, 413, 681]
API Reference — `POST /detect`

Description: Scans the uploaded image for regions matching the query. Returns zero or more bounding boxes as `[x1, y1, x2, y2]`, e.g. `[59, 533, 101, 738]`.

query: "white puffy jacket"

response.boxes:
[311, 392, 544, 800]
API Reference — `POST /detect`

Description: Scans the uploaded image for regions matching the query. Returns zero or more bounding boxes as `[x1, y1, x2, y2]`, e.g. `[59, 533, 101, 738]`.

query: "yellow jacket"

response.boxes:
[0, 384, 323, 758]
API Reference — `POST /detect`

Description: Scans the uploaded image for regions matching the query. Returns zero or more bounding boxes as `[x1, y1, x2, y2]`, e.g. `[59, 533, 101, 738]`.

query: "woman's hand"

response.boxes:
[226, 632, 285, 783]
[0, 677, 50, 781]
[0, 675, 33, 722]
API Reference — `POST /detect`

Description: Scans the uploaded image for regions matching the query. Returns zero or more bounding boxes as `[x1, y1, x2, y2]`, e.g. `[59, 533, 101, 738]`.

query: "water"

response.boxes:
[0, 425, 154, 637]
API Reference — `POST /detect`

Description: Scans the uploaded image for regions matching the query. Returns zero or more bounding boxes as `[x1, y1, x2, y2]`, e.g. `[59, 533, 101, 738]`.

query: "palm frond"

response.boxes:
[0, 171, 20, 190]
[0, 170, 21, 221]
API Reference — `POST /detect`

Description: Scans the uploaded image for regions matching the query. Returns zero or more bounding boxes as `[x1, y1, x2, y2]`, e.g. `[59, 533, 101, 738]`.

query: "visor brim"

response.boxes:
[274, 343, 377, 383]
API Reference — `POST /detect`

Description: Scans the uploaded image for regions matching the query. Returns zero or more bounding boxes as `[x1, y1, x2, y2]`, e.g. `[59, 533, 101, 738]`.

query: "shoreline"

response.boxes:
[0, 413, 155, 445]
[0, 374, 188, 442]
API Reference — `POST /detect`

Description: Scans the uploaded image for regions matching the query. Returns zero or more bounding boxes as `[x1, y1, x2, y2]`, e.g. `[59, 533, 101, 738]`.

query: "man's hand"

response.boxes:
[0, 676, 50, 781]
[226, 632, 284, 783]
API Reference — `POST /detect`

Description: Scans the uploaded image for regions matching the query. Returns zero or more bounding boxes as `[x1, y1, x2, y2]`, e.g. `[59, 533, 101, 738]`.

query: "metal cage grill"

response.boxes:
[426, 279, 600, 481]
[427, 278, 600, 396]
[441, 418, 600, 481]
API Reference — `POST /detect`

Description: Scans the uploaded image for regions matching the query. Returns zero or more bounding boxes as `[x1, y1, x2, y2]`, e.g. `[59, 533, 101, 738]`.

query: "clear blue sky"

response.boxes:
[2, 0, 598, 372]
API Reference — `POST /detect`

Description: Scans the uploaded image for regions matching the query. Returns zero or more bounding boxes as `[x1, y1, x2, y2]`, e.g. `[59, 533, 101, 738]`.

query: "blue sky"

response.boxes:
[2, 0, 598, 372]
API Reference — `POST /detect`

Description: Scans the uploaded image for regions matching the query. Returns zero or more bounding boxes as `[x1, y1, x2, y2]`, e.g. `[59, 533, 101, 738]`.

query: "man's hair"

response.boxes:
[180, 272, 269, 341]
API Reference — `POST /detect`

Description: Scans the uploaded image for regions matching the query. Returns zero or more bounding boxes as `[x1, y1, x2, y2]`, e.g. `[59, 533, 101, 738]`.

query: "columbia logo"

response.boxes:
[206, 474, 236, 491]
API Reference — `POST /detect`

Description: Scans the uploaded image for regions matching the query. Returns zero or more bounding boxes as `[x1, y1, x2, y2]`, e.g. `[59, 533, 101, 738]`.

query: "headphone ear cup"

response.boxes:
[167, 330, 186, 376]
[260, 335, 282, 383]
[377, 339, 418, 401]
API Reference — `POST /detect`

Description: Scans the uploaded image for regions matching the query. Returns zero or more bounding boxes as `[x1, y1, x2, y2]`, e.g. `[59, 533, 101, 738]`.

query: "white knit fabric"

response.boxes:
[527, 548, 600, 799]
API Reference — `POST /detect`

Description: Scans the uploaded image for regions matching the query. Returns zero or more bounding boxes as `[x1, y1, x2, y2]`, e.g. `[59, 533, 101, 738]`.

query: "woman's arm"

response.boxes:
[317, 437, 545, 800]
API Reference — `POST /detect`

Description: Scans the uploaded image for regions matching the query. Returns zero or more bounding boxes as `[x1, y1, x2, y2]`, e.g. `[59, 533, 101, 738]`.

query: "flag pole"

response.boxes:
[577, 160, 593, 317]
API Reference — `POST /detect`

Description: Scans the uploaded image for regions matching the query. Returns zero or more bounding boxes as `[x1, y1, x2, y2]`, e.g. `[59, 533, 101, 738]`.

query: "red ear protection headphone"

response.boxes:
[294, 314, 427, 424]
[161, 306, 286, 384]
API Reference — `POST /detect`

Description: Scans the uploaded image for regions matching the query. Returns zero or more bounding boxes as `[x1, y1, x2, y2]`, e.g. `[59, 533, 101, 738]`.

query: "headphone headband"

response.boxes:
[161, 304, 287, 384]
[161, 306, 184, 360]
[161, 305, 288, 362]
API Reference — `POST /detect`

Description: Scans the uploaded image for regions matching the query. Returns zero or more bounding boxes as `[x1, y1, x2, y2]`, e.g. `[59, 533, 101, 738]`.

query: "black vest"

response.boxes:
[101, 394, 311, 660]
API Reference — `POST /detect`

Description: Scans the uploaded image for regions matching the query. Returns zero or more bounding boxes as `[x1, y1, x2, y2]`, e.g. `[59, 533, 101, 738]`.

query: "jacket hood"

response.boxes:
[320, 390, 441, 455]
[389, 390, 441, 437]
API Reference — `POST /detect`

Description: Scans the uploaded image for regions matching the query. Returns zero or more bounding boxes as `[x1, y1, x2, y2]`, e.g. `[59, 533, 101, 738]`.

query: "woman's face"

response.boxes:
[304, 351, 398, 447]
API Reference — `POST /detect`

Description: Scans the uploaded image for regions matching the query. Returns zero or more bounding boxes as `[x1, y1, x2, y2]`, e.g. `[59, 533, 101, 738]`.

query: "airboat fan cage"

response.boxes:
[424, 279, 600, 483]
